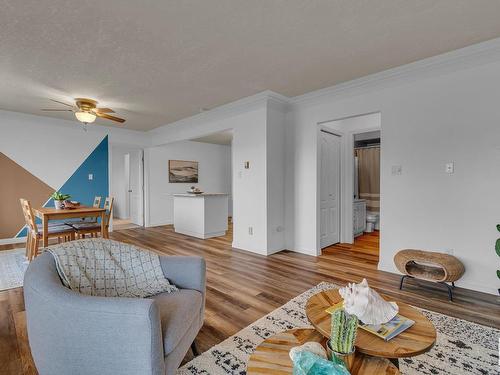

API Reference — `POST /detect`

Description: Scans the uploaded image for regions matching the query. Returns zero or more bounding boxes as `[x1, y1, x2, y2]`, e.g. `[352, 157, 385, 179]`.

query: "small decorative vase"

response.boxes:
[326, 341, 355, 371]
[54, 200, 63, 209]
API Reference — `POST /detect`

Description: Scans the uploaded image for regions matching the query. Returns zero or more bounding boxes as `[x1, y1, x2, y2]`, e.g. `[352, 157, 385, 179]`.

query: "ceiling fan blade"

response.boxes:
[41, 109, 74, 112]
[94, 107, 115, 113]
[96, 112, 125, 123]
[50, 99, 74, 107]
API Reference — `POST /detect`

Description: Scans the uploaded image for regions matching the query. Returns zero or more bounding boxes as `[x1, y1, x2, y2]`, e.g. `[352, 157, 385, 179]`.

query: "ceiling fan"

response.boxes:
[41, 98, 125, 125]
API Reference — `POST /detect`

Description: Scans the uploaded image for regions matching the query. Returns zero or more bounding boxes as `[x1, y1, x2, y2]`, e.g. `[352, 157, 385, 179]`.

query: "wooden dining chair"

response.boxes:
[93, 196, 102, 208]
[72, 197, 114, 239]
[19, 199, 76, 261]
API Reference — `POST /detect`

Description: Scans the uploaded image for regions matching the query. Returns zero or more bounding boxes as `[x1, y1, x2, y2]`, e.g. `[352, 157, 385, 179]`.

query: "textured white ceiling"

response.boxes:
[2, 0, 500, 131]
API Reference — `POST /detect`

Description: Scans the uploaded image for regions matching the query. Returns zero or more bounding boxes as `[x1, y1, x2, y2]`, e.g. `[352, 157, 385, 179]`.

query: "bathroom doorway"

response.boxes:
[317, 112, 381, 262]
[353, 130, 381, 259]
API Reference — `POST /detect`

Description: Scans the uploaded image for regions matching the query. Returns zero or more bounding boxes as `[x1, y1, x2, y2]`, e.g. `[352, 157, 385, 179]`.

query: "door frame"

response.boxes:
[316, 126, 344, 254]
[319, 129, 342, 249]
[124, 153, 131, 219]
[109, 145, 146, 231]
[315, 112, 381, 254]
[129, 148, 145, 227]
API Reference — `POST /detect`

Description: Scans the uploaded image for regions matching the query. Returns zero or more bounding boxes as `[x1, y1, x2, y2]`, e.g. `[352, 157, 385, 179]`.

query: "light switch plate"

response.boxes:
[445, 162, 454, 174]
[391, 165, 402, 176]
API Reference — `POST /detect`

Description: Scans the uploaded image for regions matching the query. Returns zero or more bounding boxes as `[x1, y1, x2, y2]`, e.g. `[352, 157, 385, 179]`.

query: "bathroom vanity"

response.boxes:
[353, 199, 367, 237]
[173, 193, 229, 239]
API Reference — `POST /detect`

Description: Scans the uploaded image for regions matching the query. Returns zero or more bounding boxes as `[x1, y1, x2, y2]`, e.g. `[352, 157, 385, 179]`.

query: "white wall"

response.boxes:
[286, 44, 500, 294]
[149, 96, 288, 255]
[230, 108, 269, 252]
[149, 100, 272, 254]
[146, 141, 231, 226]
[266, 101, 287, 252]
[0, 110, 149, 191]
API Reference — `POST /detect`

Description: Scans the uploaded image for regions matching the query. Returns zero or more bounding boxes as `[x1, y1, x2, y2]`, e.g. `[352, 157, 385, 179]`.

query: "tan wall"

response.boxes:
[0, 152, 54, 238]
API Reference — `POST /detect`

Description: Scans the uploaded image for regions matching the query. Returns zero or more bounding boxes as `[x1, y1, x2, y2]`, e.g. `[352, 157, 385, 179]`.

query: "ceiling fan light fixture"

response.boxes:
[75, 111, 96, 124]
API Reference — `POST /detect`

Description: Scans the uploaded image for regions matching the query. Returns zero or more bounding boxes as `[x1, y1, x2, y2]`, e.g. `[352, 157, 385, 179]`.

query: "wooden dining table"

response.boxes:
[33, 206, 106, 247]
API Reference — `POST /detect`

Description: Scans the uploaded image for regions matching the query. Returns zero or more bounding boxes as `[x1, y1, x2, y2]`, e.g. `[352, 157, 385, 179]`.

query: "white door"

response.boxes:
[128, 149, 144, 226]
[320, 131, 341, 248]
[124, 154, 130, 218]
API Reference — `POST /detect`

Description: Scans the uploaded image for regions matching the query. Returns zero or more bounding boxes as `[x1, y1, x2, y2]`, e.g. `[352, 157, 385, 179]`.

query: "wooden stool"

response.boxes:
[394, 249, 465, 301]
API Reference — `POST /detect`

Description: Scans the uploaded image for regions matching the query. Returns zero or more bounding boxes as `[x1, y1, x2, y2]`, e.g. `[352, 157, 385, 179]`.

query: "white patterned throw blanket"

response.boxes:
[47, 238, 178, 297]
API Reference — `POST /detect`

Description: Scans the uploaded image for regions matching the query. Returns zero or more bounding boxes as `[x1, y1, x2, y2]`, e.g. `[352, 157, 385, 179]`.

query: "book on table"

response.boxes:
[325, 301, 415, 341]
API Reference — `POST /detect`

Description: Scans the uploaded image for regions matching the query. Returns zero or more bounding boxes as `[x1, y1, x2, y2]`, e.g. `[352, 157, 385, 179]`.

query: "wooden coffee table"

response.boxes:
[305, 289, 436, 367]
[247, 328, 399, 374]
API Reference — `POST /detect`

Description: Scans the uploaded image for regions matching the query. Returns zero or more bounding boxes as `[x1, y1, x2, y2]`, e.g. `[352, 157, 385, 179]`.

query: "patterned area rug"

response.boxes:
[0, 249, 28, 291]
[177, 282, 499, 375]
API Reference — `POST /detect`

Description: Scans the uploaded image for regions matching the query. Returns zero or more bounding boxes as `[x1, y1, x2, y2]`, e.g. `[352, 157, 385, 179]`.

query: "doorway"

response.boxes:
[319, 130, 341, 248]
[111, 146, 145, 230]
[317, 112, 381, 260]
[188, 129, 233, 242]
[353, 130, 381, 259]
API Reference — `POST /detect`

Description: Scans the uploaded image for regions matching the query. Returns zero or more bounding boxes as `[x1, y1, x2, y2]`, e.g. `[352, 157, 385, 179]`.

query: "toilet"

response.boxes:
[366, 213, 379, 232]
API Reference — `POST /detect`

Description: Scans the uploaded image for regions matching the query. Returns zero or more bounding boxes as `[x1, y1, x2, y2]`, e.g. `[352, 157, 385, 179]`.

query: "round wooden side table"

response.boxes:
[247, 328, 399, 374]
[305, 289, 436, 367]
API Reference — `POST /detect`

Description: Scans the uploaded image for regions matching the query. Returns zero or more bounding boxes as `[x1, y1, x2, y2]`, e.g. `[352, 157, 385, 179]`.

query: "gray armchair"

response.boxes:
[24, 252, 206, 375]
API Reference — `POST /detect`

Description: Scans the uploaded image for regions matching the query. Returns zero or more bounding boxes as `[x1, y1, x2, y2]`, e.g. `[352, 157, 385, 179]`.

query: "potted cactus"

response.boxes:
[326, 308, 358, 371]
[51, 191, 71, 209]
[496, 225, 500, 295]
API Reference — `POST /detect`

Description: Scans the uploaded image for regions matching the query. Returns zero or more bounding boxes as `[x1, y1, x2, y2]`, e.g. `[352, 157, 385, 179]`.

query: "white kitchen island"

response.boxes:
[173, 193, 229, 239]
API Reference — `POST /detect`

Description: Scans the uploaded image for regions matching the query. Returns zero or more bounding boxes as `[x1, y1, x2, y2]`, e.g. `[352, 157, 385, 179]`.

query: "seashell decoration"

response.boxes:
[289, 342, 328, 361]
[339, 278, 398, 325]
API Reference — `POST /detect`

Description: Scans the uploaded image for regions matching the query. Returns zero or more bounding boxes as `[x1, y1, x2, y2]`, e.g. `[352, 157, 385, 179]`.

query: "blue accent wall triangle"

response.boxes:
[17, 136, 109, 238]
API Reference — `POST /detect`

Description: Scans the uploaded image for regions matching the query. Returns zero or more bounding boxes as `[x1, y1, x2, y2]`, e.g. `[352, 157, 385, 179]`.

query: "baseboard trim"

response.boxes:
[174, 228, 226, 239]
[0, 237, 26, 245]
[147, 221, 173, 228]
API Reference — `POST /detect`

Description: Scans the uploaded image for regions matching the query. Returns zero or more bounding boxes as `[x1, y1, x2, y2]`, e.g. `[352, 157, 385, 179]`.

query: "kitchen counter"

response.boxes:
[173, 193, 229, 239]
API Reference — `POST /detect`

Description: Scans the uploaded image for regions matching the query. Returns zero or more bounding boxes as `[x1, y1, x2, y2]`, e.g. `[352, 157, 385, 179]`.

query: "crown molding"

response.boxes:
[149, 90, 290, 135]
[291, 37, 500, 106]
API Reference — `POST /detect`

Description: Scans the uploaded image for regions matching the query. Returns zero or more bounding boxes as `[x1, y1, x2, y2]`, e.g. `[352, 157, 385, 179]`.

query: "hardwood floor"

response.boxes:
[112, 218, 141, 231]
[1, 226, 499, 375]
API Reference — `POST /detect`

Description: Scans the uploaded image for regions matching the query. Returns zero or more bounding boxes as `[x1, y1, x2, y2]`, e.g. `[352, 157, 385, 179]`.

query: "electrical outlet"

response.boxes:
[248, 227, 253, 235]
[88, 173, 93, 181]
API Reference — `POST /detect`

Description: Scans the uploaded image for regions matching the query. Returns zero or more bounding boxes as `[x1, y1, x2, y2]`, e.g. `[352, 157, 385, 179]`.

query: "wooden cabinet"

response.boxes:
[353, 199, 366, 237]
